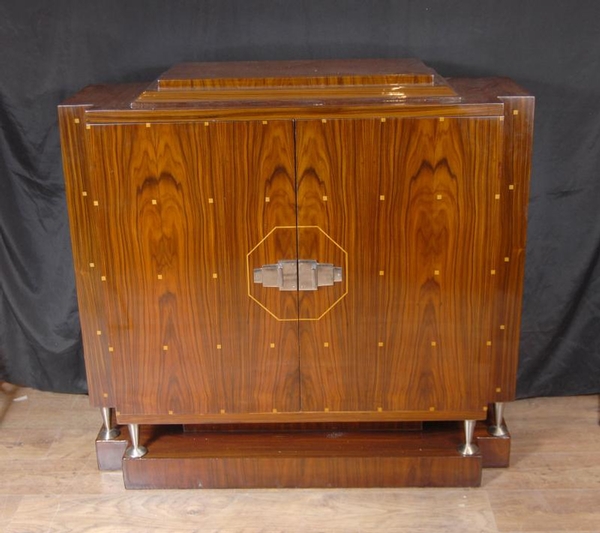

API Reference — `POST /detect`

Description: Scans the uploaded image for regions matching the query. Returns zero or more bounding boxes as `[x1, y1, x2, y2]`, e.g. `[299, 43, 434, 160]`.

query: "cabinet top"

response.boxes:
[133, 58, 460, 108]
[60, 58, 532, 121]
[156, 58, 437, 89]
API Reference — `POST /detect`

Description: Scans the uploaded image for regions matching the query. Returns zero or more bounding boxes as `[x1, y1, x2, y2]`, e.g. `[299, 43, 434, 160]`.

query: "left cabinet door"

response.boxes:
[86, 120, 300, 417]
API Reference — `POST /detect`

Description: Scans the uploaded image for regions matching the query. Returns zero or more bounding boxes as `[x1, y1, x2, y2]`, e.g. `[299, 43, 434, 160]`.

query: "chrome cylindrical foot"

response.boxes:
[488, 402, 509, 437]
[98, 407, 120, 440]
[457, 419, 480, 456]
[125, 423, 148, 459]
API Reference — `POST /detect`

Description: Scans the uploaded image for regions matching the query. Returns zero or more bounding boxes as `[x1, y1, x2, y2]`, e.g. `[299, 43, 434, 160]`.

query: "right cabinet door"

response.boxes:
[296, 116, 505, 417]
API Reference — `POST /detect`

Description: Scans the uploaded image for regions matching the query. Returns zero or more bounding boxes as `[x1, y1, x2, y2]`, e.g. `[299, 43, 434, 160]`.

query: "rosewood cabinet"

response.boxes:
[59, 59, 534, 488]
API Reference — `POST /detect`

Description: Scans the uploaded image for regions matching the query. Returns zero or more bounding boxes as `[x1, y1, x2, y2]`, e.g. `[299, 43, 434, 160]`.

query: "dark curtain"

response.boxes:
[1, 1, 598, 397]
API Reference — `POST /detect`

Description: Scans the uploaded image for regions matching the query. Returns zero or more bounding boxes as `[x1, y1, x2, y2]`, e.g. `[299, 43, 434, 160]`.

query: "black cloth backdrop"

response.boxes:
[0, 1, 598, 398]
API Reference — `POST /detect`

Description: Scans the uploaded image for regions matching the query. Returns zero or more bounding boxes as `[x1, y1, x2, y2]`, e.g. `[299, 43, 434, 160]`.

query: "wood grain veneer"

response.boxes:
[88, 120, 299, 416]
[296, 116, 505, 416]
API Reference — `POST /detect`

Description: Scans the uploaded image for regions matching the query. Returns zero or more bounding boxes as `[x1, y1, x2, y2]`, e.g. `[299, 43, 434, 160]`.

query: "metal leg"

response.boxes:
[125, 424, 148, 459]
[488, 402, 509, 437]
[457, 419, 480, 456]
[98, 407, 120, 440]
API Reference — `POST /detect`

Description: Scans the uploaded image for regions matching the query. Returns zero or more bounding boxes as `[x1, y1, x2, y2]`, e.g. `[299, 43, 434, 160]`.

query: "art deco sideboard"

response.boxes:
[59, 59, 534, 488]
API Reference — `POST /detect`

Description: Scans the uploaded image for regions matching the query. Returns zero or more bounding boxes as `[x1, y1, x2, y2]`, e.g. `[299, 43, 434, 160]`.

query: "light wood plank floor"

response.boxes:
[1, 383, 598, 533]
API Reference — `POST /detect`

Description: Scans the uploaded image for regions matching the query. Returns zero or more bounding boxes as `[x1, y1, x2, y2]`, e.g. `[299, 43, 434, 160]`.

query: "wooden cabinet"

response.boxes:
[59, 59, 534, 488]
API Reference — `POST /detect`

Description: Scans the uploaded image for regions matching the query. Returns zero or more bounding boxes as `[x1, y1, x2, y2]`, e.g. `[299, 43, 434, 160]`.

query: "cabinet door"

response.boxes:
[296, 117, 504, 417]
[88, 120, 300, 416]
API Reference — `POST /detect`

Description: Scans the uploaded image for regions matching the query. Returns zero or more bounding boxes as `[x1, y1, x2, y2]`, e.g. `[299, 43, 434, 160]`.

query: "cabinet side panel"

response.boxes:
[491, 97, 535, 400]
[89, 120, 299, 417]
[59, 106, 114, 407]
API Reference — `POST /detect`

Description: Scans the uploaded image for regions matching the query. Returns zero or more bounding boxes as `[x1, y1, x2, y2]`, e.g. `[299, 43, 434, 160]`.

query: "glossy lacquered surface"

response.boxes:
[59, 59, 534, 429]
[134, 58, 459, 106]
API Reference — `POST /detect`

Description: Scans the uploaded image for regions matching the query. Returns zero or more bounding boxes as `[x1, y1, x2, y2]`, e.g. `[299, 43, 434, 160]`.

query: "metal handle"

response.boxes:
[254, 259, 342, 291]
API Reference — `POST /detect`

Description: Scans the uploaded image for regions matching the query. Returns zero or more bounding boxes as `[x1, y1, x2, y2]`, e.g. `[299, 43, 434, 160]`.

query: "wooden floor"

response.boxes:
[1, 383, 598, 533]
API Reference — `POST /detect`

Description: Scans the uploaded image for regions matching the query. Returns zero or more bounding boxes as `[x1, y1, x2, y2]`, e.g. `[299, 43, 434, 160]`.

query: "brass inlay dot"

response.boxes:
[168, 410, 174, 415]
[204, 121, 209, 126]
[93, 200, 99, 206]
[434, 270, 440, 276]
[487, 341, 492, 346]
[321, 119, 327, 124]
[74, 118, 80, 124]
[483, 406, 488, 411]
[324, 407, 329, 412]
[86, 124, 91, 130]
[323, 342, 329, 348]
[504, 257, 510, 262]
[152, 199, 157, 205]
[380, 118, 386, 123]
[379, 271, 384, 276]
[89, 262, 95, 268]
[272, 408, 278, 413]
[162, 345, 169, 351]
[262, 120, 268, 125]
[431, 341, 437, 347]
[380, 195, 385, 201]
[429, 407, 435, 412]
[499, 116, 505, 122]
[495, 194, 501, 200]
[265, 197, 270, 202]
[509, 184, 515, 190]
[439, 117, 445, 122]
[436, 194, 442, 200]
[220, 409, 226, 414]
[208, 198, 214, 204]
[513, 109, 520, 116]
[322, 196, 328, 202]
[103, 393, 108, 398]
[145, 123, 151, 128]
[496, 387, 502, 393]
[377, 407, 383, 412]
[500, 325, 506, 330]
[108, 347, 114, 352]
[101, 276, 106, 282]
[82, 191, 88, 197]
[217, 344, 222, 350]
[96, 330, 101, 336]
[212, 273, 218, 279]
[491, 269, 496, 275]
[270, 343, 275, 348]
[157, 274, 163, 280]
[378, 342, 384, 347]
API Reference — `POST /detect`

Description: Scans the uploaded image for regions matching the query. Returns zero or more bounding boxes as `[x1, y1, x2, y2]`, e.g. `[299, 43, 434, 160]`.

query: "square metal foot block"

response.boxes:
[95, 424, 128, 471]
[475, 419, 511, 468]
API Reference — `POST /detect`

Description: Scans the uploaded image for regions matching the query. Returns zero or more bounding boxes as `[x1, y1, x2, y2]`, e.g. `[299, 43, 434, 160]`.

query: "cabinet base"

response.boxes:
[95, 419, 511, 488]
